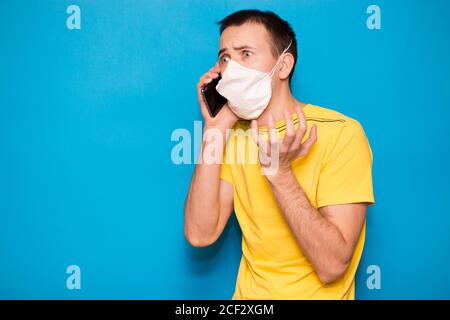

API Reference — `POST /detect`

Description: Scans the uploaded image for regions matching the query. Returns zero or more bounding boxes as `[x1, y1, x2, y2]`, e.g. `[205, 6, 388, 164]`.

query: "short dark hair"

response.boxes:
[217, 9, 297, 85]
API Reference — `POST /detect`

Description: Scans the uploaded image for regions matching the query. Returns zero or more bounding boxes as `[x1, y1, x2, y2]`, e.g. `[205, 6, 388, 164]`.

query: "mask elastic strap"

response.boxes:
[269, 39, 294, 77]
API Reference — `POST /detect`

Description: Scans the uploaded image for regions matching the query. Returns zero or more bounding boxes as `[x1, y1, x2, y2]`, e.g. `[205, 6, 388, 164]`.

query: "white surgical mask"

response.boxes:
[216, 40, 293, 120]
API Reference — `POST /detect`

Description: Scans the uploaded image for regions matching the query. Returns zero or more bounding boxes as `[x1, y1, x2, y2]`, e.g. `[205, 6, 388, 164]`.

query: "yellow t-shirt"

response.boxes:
[220, 103, 375, 300]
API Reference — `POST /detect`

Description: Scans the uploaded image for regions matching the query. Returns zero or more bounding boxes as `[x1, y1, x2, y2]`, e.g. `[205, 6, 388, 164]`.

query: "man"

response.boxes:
[184, 9, 375, 299]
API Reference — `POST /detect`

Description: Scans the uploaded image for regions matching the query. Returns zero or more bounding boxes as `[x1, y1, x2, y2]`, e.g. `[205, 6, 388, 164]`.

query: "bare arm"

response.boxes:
[184, 129, 234, 247]
[184, 63, 237, 247]
[251, 106, 367, 284]
[268, 169, 367, 284]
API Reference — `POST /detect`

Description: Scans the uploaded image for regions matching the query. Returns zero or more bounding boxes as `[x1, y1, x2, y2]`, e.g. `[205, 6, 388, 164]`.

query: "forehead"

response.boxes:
[219, 22, 272, 51]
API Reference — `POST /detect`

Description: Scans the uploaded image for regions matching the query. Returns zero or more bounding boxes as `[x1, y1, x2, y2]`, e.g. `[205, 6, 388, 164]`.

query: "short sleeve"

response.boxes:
[316, 120, 375, 208]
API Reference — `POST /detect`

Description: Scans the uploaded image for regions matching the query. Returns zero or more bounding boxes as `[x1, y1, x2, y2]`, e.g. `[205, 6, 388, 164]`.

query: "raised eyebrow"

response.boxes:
[218, 45, 256, 57]
[218, 48, 227, 57]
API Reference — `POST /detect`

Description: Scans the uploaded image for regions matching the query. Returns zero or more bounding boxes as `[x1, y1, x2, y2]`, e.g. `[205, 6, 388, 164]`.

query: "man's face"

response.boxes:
[218, 22, 278, 75]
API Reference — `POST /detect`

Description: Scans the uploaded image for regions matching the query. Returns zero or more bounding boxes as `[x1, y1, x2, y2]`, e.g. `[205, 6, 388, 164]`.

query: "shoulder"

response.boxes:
[305, 104, 366, 139]
[305, 104, 371, 164]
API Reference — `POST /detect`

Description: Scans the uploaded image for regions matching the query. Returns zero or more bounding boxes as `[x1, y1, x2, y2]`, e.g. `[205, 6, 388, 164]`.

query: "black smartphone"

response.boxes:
[201, 75, 227, 117]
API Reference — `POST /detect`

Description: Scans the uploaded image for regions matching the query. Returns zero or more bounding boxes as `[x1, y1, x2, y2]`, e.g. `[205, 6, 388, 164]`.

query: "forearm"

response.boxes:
[184, 126, 228, 241]
[268, 169, 350, 283]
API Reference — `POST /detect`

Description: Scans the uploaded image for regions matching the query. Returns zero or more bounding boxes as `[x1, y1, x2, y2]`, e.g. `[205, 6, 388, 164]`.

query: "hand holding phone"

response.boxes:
[201, 75, 227, 117]
[196, 63, 238, 129]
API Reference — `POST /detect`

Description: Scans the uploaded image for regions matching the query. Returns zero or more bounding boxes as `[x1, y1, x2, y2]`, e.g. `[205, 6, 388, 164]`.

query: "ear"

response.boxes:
[277, 53, 295, 81]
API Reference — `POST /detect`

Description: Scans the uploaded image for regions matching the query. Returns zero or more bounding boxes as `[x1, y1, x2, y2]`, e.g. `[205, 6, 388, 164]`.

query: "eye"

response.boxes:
[219, 54, 230, 64]
[243, 50, 253, 57]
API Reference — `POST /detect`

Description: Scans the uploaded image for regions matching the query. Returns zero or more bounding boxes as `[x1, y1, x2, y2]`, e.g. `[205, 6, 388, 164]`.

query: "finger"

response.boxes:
[297, 105, 307, 134]
[198, 75, 210, 88]
[196, 81, 205, 100]
[268, 114, 277, 158]
[250, 120, 259, 146]
[197, 77, 211, 118]
[199, 70, 217, 86]
[299, 124, 318, 157]
[196, 90, 209, 119]
[258, 135, 270, 166]
[202, 74, 214, 84]
[213, 63, 221, 73]
[293, 105, 307, 147]
[283, 109, 295, 148]
[208, 70, 219, 79]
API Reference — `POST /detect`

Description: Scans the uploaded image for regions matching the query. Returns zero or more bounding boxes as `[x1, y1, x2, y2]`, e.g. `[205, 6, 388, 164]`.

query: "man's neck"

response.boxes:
[256, 85, 306, 126]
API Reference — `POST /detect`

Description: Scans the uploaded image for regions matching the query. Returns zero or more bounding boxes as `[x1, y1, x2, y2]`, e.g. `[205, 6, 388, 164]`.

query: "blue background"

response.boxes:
[1, 0, 449, 299]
